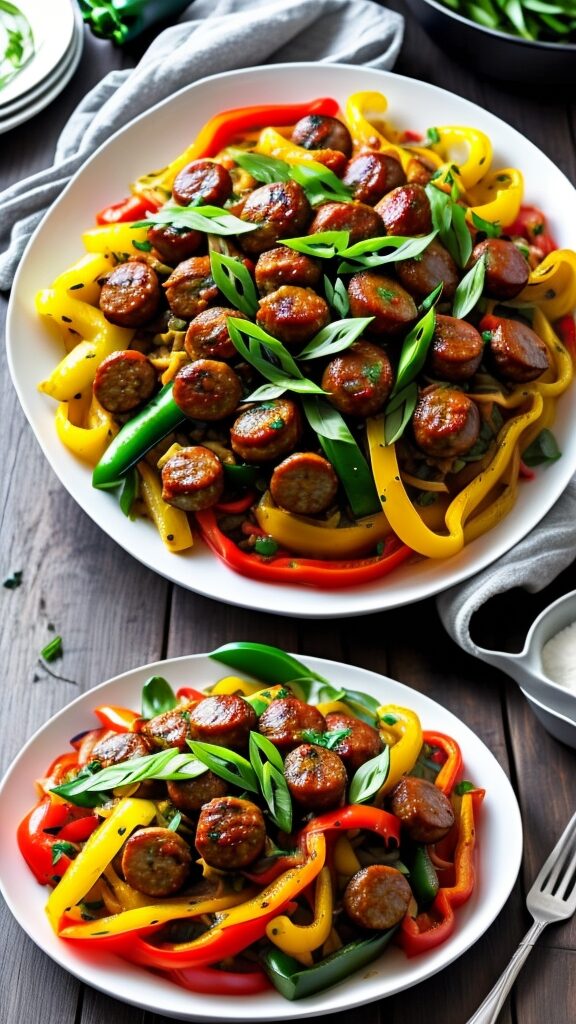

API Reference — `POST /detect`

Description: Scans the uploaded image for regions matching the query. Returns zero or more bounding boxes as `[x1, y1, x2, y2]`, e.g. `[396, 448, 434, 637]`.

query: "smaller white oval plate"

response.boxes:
[0, 653, 522, 1021]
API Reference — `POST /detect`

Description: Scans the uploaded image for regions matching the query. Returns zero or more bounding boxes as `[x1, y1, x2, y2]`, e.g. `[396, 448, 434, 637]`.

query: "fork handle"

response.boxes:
[465, 920, 545, 1024]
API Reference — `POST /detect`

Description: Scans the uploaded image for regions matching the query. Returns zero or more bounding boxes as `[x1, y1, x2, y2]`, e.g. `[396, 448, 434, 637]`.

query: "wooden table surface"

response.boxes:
[1, 6, 575, 1023]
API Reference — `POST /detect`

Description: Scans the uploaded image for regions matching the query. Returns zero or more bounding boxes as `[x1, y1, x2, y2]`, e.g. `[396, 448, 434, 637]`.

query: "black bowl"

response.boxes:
[405, 0, 576, 85]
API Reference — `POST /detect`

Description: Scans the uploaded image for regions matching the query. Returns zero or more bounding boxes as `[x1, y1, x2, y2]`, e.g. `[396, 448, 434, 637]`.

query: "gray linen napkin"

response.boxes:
[436, 479, 576, 658]
[0, 0, 403, 291]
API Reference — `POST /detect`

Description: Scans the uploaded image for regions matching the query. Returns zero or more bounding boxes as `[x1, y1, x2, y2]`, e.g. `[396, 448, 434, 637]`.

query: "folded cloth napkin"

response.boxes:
[436, 478, 576, 657]
[0, 0, 403, 291]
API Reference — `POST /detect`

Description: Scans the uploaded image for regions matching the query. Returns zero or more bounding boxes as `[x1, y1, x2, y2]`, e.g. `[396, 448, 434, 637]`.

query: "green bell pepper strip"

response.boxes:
[261, 930, 397, 1000]
[409, 844, 440, 907]
[92, 383, 186, 490]
[209, 642, 330, 686]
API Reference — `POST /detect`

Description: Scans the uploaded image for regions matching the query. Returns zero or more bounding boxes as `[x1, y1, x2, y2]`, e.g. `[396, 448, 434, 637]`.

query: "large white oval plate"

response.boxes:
[0, 652, 522, 1021]
[7, 63, 576, 617]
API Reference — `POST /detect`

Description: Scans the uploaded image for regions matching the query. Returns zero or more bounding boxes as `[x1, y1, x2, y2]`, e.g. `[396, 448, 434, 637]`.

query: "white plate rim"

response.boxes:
[7, 62, 576, 618]
[0, 0, 76, 107]
[0, 651, 523, 1021]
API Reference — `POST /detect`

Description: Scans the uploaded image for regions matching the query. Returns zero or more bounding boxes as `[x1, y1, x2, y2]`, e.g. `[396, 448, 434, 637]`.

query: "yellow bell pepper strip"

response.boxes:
[254, 491, 392, 559]
[333, 835, 362, 877]
[137, 460, 194, 553]
[428, 125, 492, 190]
[49, 251, 115, 305]
[375, 705, 423, 796]
[209, 675, 264, 697]
[255, 127, 346, 173]
[61, 830, 327, 968]
[465, 167, 523, 228]
[55, 398, 118, 464]
[344, 92, 443, 176]
[463, 447, 521, 545]
[398, 789, 484, 955]
[131, 98, 340, 205]
[36, 291, 134, 401]
[82, 222, 149, 256]
[266, 865, 333, 956]
[517, 249, 576, 321]
[46, 797, 156, 932]
[367, 394, 544, 559]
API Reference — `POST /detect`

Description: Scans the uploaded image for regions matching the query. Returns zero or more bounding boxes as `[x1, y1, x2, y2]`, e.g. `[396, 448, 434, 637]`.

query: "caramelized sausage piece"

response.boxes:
[184, 307, 247, 361]
[172, 359, 242, 420]
[291, 114, 353, 157]
[172, 159, 233, 207]
[344, 865, 412, 930]
[240, 181, 312, 256]
[375, 183, 432, 236]
[321, 340, 394, 417]
[487, 317, 550, 382]
[307, 201, 384, 246]
[230, 398, 302, 462]
[258, 697, 326, 750]
[388, 775, 455, 843]
[254, 246, 321, 296]
[167, 771, 228, 814]
[347, 271, 417, 338]
[93, 350, 157, 414]
[324, 711, 382, 774]
[121, 827, 192, 896]
[163, 256, 218, 320]
[412, 386, 481, 459]
[195, 797, 266, 870]
[396, 239, 460, 302]
[147, 223, 202, 264]
[427, 314, 484, 382]
[100, 261, 161, 328]
[472, 237, 529, 299]
[256, 285, 330, 347]
[284, 743, 347, 811]
[161, 445, 224, 511]
[91, 732, 151, 768]
[187, 694, 257, 751]
[141, 703, 196, 751]
[342, 152, 406, 205]
[270, 452, 339, 516]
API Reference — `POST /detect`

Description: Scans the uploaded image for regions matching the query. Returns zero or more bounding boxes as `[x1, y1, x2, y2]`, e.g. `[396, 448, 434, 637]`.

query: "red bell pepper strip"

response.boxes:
[422, 731, 463, 795]
[185, 98, 340, 160]
[93, 705, 142, 732]
[96, 195, 160, 224]
[195, 509, 413, 590]
[166, 964, 271, 995]
[556, 314, 576, 361]
[301, 803, 401, 847]
[214, 491, 257, 515]
[175, 686, 205, 702]
[506, 204, 557, 254]
[17, 796, 97, 886]
[57, 815, 100, 843]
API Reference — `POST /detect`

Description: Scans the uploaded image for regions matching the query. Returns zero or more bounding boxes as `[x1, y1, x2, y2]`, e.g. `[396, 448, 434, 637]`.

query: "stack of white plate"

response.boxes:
[0, 0, 84, 135]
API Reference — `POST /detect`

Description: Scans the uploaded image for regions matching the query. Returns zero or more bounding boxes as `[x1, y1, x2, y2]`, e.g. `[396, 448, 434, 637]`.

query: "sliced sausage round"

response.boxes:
[147, 223, 202, 265]
[270, 451, 339, 516]
[163, 256, 218, 320]
[142, 703, 196, 751]
[184, 306, 247, 361]
[396, 239, 460, 302]
[172, 159, 233, 207]
[239, 181, 312, 256]
[161, 445, 225, 511]
[93, 350, 157, 414]
[230, 398, 302, 463]
[488, 317, 550, 383]
[412, 386, 481, 459]
[254, 246, 321, 296]
[374, 183, 432, 236]
[256, 285, 330, 347]
[290, 114, 353, 156]
[172, 359, 242, 420]
[321, 340, 394, 417]
[342, 152, 406, 205]
[472, 237, 530, 300]
[347, 271, 417, 338]
[100, 261, 161, 328]
[324, 711, 382, 774]
[308, 201, 384, 246]
[91, 731, 150, 768]
[121, 826, 192, 897]
[343, 865, 412, 930]
[195, 796, 266, 870]
[427, 314, 484, 382]
[284, 743, 347, 811]
[166, 771, 229, 814]
[258, 697, 326, 751]
[187, 694, 257, 751]
[388, 775, 455, 843]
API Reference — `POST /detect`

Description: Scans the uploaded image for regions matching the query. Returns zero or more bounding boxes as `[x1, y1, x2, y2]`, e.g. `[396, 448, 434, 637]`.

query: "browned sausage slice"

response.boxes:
[258, 697, 326, 750]
[91, 731, 150, 768]
[270, 452, 339, 515]
[343, 865, 412, 930]
[93, 350, 157, 414]
[172, 359, 242, 420]
[347, 272, 417, 337]
[100, 261, 161, 328]
[342, 152, 406, 205]
[195, 796, 266, 870]
[291, 114, 353, 157]
[161, 445, 225, 512]
[427, 314, 484, 382]
[185, 307, 248, 361]
[230, 398, 302, 462]
[166, 771, 228, 813]
[388, 775, 455, 843]
[172, 159, 233, 207]
[375, 183, 432, 236]
[472, 237, 529, 299]
[321, 340, 394, 417]
[324, 711, 382, 774]
[284, 743, 347, 811]
[188, 694, 257, 751]
[307, 201, 384, 246]
[412, 386, 481, 458]
[240, 181, 312, 256]
[255, 247, 321, 296]
[256, 285, 330, 347]
[488, 318, 550, 382]
[147, 223, 202, 265]
[396, 239, 460, 302]
[163, 256, 218, 320]
[121, 826, 192, 896]
[142, 703, 196, 751]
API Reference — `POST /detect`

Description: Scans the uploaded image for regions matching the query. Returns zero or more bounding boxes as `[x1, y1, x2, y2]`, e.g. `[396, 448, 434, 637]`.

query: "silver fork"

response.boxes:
[466, 810, 576, 1024]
